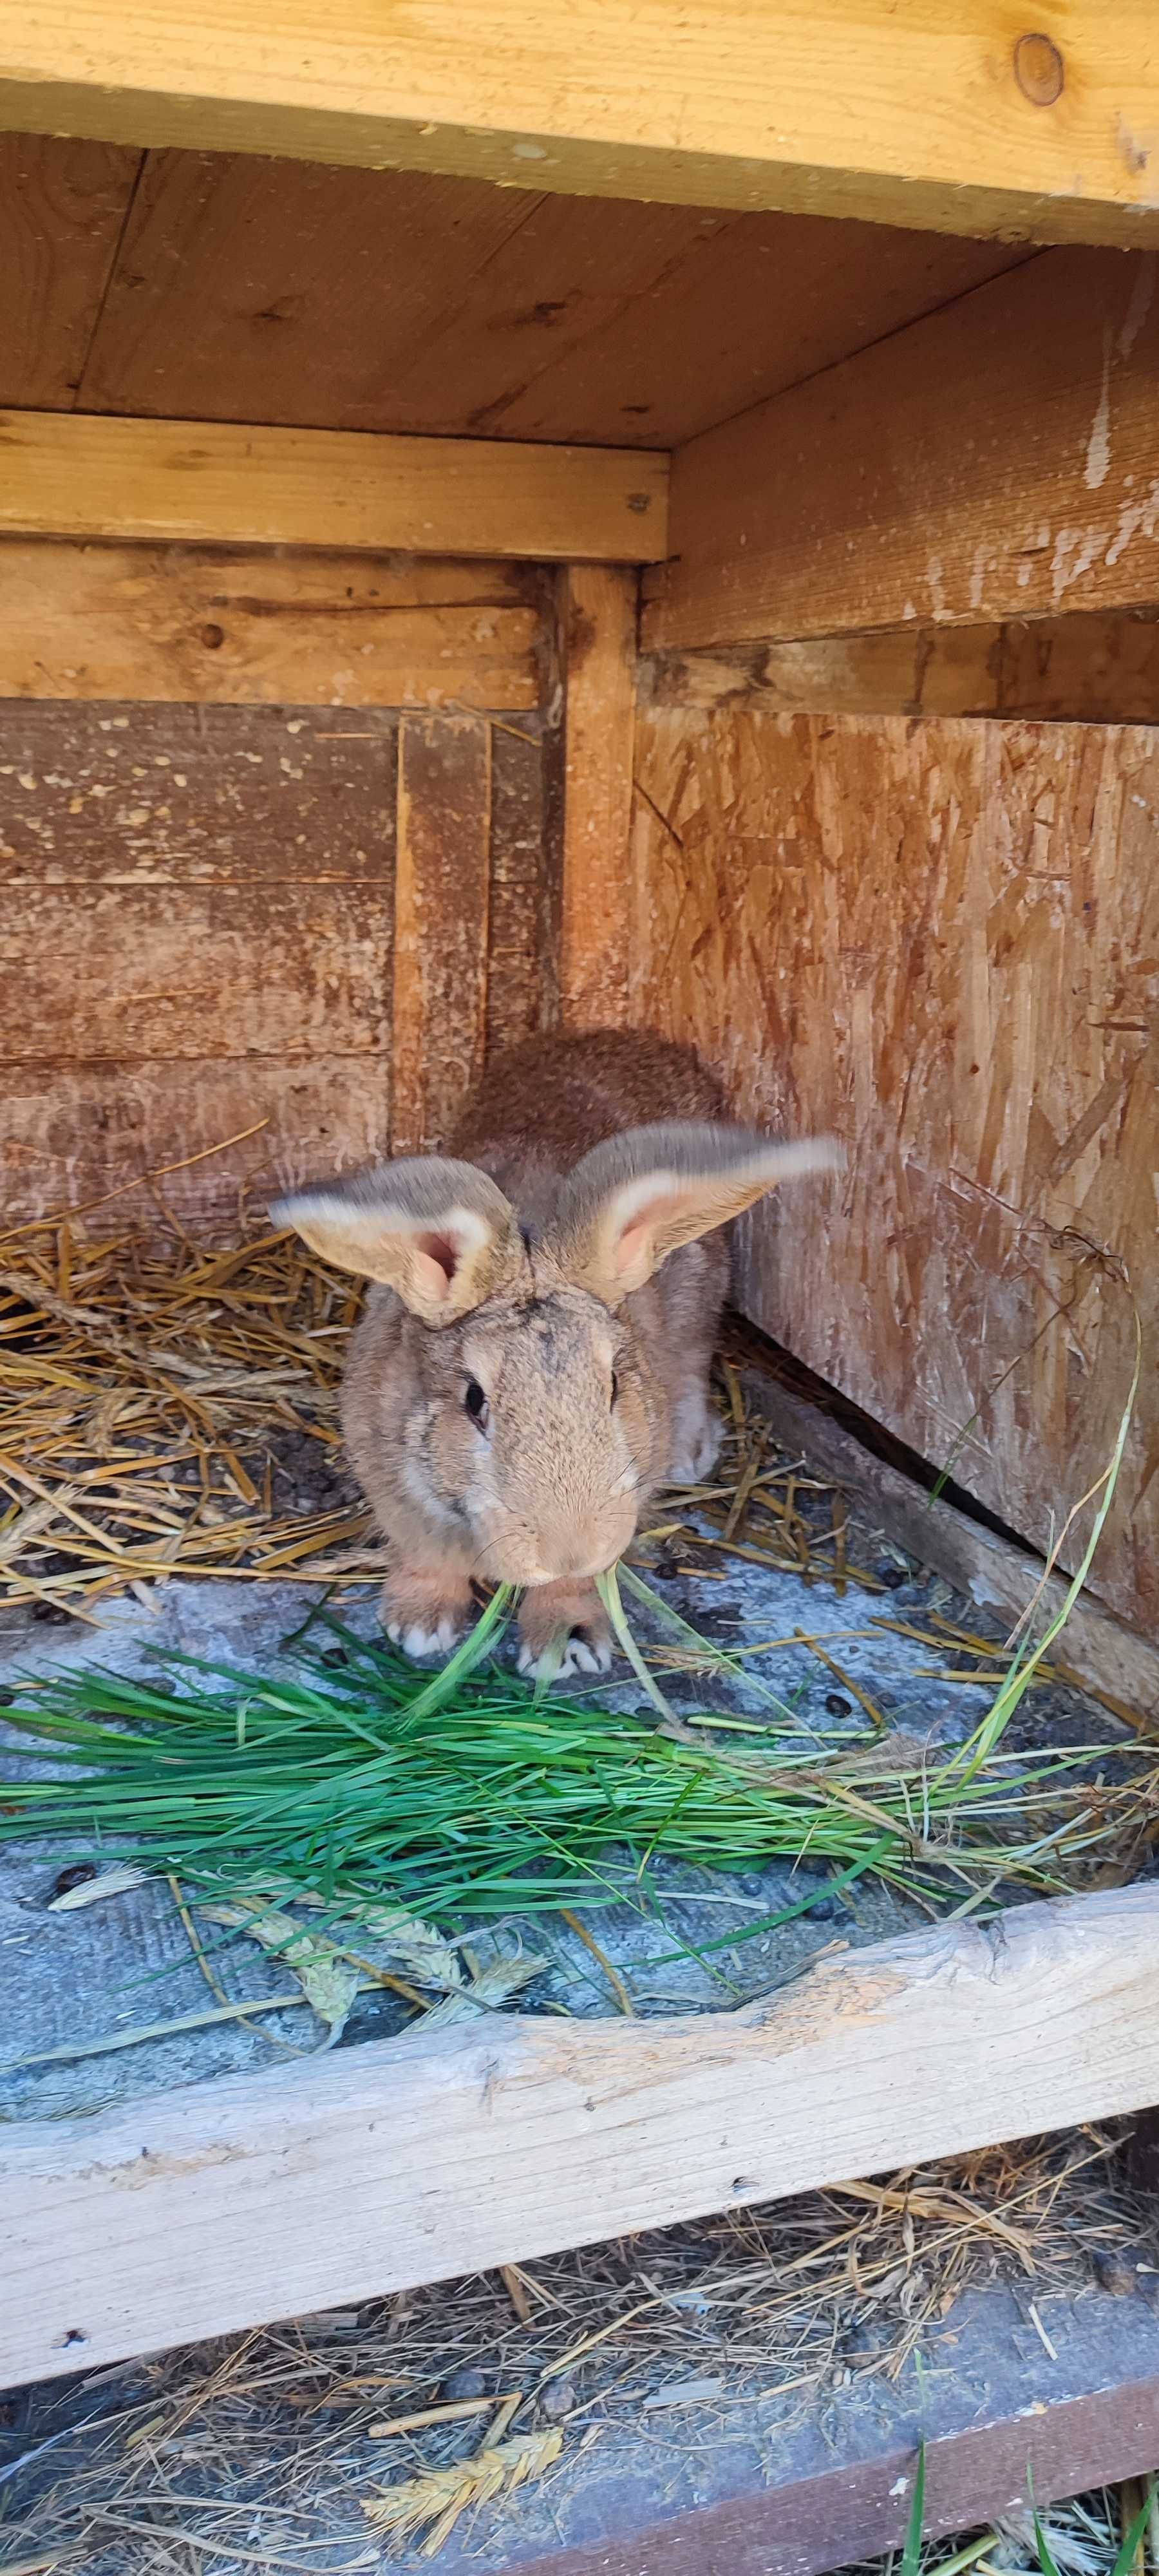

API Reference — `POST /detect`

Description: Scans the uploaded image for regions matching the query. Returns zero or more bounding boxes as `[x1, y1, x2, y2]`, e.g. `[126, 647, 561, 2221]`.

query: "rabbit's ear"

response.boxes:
[549, 1122, 843, 1305]
[271, 1159, 525, 1325]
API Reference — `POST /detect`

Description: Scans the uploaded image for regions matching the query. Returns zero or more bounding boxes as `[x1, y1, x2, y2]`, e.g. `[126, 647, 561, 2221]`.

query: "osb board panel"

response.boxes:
[630, 707, 1159, 1638]
[3, 1057, 392, 1237]
[0, 542, 543, 708]
[0, 133, 140, 410]
[8, 133, 1022, 449]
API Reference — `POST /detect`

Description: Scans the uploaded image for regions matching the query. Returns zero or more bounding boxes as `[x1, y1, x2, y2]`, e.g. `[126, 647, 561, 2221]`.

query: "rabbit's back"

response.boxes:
[451, 1028, 724, 1222]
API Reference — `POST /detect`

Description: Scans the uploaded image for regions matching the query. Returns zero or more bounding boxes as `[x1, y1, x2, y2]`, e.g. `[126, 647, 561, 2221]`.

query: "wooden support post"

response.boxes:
[5, 1884, 1159, 2389]
[645, 249, 1159, 652]
[0, 410, 668, 564]
[559, 564, 637, 1030]
[0, 3, 1154, 247]
[392, 715, 491, 1154]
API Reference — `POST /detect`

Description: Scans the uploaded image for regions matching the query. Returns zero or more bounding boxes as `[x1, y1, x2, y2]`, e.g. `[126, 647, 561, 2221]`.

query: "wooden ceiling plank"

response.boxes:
[645, 247, 1159, 651]
[0, 410, 669, 562]
[78, 147, 545, 424]
[0, 131, 142, 409]
[0, 1, 1154, 248]
[495, 214, 1030, 450]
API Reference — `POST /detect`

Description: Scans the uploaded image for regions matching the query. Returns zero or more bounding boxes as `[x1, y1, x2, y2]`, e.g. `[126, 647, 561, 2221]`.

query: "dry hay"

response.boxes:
[4, 2128, 1153, 2574]
[0, 1227, 887, 1624]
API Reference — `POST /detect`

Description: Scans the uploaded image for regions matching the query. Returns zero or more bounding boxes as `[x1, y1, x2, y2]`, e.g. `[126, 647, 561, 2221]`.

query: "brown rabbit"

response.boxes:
[272, 1030, 839, 1680]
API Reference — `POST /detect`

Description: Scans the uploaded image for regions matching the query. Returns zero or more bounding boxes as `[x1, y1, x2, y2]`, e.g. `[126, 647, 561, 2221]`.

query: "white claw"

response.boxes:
[386, 1616, 460, 1660]
[518, 1631, 614, 1683]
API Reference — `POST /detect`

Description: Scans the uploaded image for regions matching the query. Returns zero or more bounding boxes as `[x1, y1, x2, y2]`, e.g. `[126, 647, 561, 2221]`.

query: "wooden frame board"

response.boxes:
[5, 1884, 1159, 2389]
[0, 410, 668, 563]
[645, 249, 1159, 652]
[0, 3, 1155, 246]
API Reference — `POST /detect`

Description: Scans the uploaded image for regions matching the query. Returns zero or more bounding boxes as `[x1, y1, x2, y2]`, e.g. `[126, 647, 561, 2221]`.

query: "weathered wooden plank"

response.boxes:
[0, 410, 669, 562]
[3, 882, 391, 1063]
[0, 699, 398, 884]
[4, 1884, 1158, 2387]
[74, 146, 537, 426]
[0, 3, 1155, 246]
[560, 565, 636, 1030]
[392, 715, 491, 1154]
[1, 1053, 391, 1232]
[630, 705, 1159, 1640]
[24, 136, 1022, 451]
[645, 249, 1159, 653]
[0, 540, 542, 708]
[496, 219, 1025, 450]
[0, 131, 140, 409]
[487, 715, 552, 1057]
[644, 608, 1159, 726]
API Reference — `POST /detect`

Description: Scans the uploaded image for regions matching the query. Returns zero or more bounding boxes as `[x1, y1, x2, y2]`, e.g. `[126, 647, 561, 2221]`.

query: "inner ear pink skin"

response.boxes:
[415, 1231, 461, 1297]
[614, 1190, 686, 1275]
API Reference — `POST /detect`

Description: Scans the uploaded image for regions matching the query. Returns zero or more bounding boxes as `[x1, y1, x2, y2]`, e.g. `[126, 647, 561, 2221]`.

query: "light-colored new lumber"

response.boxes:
[560, 565, 637, 1028]
[0, 3, 1156, 247]
[0, 411, 668, 564]
[0, 541, 542, 708]
[645, 249, 1159, 652]
[5, 1884, 1159, 2387]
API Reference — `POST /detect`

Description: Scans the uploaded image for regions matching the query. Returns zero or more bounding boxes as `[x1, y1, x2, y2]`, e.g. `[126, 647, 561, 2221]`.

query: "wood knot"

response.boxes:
[1013, 32, 1064, 105]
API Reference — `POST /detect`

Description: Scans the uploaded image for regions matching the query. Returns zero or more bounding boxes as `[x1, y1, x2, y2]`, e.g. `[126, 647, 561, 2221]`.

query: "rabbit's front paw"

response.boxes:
[518, 1580, 614, 1685]
[387, 1614, 463, 1661]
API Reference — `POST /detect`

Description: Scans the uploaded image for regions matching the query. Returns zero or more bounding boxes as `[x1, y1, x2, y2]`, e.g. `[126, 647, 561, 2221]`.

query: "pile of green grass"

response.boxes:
[0, 1580, 1124, 1939]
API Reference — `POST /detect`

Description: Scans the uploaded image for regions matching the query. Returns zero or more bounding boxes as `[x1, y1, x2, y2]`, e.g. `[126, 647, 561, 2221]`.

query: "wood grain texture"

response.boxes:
[487, 715, 554, 1056]
[630, 707, 1159, 1638]
[1, 1055, 393, 1233]
[0, 131, 140, 408]
[645, 609, 1159, 726]
[0, 540, 542, 708]
[645, 249, 1159, 652]
[0, 410, 669, 562]
[0, 2, 1156, 245]
[5, 1883, 1159, 2387]
[560, 566, 636, 1029]
[392, 716, 491, 1154]
[2, 138, 1022, 450]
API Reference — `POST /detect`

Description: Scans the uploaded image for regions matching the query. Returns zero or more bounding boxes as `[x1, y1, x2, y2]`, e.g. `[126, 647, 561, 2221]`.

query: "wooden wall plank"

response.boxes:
[0, 3, 1155, 247]
[645, 250, 1159, 653]
[644, 608, 1159, 726]
[392, 716, 491, 1153]
[487, 715, 555, 1056]
[0, 541, 542, 708]
[630, 705, 1159, 1642]
[560, 566, 637, 1030]
[5, 1882, 1159, 2387]
[0, 410, 669, 563]
[1, 1055, 391, 1234]
[0, 132, 140, 408]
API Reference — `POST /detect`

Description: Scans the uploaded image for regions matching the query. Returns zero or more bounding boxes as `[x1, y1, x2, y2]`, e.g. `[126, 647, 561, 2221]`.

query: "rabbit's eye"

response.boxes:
[463, 1377, 489, 1430]
[609, 1372, 619, 1409]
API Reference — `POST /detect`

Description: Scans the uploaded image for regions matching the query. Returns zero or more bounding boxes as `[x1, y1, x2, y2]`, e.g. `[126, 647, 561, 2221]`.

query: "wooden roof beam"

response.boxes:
[0, 410, 669, 562]
[0, 3, 1156, 249]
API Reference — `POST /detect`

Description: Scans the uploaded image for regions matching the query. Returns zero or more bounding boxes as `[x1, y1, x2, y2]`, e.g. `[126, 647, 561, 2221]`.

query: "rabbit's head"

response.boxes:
[273, 1122, 839, 1591]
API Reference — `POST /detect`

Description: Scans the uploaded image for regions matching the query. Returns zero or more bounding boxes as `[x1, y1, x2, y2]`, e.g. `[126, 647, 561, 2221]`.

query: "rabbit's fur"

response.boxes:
[273, 1029, 838, 1680]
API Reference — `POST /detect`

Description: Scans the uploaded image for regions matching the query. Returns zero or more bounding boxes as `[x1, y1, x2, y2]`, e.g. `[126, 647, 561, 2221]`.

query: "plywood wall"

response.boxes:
[0, 553, 556, 1234]
[630, 705, 1158, 1638]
